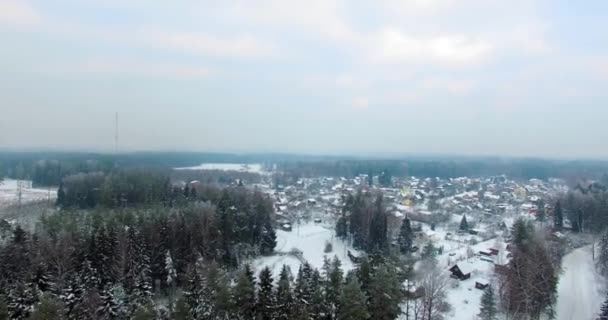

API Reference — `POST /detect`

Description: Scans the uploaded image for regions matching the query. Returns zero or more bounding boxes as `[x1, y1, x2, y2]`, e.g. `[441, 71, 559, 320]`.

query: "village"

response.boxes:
[247, 172, 571, 320]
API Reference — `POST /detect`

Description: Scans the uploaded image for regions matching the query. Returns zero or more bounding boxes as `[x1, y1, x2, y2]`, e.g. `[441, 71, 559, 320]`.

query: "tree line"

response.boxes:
[336, 191, 389, 252]
[0, 182, 277, 319]
[553, 180, 608, 233]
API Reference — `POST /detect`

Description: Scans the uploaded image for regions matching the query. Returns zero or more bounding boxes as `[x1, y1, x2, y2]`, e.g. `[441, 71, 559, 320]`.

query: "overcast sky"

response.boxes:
[0, 0, 607, 158]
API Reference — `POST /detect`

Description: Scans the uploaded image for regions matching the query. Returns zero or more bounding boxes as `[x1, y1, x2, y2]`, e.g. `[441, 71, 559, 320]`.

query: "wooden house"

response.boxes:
[449, 264, 471, 280]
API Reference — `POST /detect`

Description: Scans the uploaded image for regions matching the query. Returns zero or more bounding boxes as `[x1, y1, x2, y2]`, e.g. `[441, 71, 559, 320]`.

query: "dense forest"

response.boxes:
[0, 169, 280, 319]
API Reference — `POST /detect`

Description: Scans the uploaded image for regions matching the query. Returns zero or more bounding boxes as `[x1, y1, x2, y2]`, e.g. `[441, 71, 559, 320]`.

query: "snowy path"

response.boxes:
[556, 245, 605, 320]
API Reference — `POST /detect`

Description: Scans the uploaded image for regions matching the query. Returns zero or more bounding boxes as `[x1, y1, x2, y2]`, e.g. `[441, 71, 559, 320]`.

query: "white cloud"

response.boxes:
[369, 29, 493, 67]
[141, 30, 278, 59]
[0, 0, 43, 27]
[421, 77, 477, 95]
[68, 58, 212, 78]
[351, 97, 370, 109]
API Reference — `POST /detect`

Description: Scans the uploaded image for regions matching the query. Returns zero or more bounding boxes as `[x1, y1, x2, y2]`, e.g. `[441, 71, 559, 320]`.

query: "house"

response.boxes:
[475, 280, 490, 290]
[479, 250, 493, 256]
[449, 264, 472, 280]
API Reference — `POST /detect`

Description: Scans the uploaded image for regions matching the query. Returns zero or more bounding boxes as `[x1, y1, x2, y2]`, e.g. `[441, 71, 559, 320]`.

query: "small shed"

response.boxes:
[475, 280, 490, 290]
[281, 223, 292, 232]
[449, 264, 472, 280]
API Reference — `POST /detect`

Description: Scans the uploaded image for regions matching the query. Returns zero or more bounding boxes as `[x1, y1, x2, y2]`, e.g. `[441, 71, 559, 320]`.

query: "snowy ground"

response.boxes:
[0, 179, 56, 208]
[440, 237, 505, 320]
[556, 245, 605, 320]
[251, 221, 359, 277]
[174, 163, 264, 174]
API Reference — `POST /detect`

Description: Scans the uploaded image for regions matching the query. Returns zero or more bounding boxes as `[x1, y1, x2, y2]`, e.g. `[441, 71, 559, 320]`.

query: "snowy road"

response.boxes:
[556, 245, 605, 320]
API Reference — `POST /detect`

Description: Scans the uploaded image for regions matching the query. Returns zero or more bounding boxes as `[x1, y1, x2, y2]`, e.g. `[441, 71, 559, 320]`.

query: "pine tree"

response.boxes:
[478, 286, 497, 320]
[59, 276, 84, 320]
[598, 292, 608, 320]
[398, 218, 413, 254]
[554, 200, 563, 229]
[597, 229, 608, 276]
[165, 250, 177, 292]
[275, 265, 294, 320]
[7, 282, 37, 319]
[28, 293, 64, 320]
[309, 269, 327, 319]
[0, 294, 8, 320]
[257, 267, 274, 320]
[325, 256, 343, 318]
[337, 275, 369, 320]
[368, 265, 402, 320]
[460, 215, 469, 231]
[97, 285, 120, 320]
[233, 268, 256, 319]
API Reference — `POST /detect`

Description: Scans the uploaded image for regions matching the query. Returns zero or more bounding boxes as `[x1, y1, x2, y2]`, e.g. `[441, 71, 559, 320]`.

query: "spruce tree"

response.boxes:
[171, 295, 191, 320]
[294, 263, 313, 318]
[536, 199, 546, 223]
[233, 268, 256, 319]
[356, 257, 372, 296]
[257, 267, 274, 320]
[131, 303, 156, 320]
[213, 271, 233, 320]
[0, 294, 8, 320]
[554, 200, 563, 229]
[336, 216, 348, 239]
[28, 293, 64, 320]
[55, 183, 65, 208]
[337, 275, 369, 320]
[326, 256, 344, 318]
[260, 223, 277, 255]
[460, 215, 469, 231]
[478, 286, 497, 320]
[183, 265, 204, 319]
[275, 265, 294, 320]
[398, 218, 413, 254]
[368, 265, 402, 320]
[165, 250, 177, 292]
[309, 269, 327, 319]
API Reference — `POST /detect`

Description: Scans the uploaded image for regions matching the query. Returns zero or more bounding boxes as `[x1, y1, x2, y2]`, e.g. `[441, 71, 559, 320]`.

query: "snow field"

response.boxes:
[252, 222, 359, 277]
[174, 163, 264, 174]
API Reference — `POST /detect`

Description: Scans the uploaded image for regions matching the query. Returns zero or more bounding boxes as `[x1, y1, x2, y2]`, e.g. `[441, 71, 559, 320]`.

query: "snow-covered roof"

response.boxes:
[453, 262, 473, 275]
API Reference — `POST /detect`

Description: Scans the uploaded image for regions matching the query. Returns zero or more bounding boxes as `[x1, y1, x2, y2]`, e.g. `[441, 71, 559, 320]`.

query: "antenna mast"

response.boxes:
[114, 112, 119, 154]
